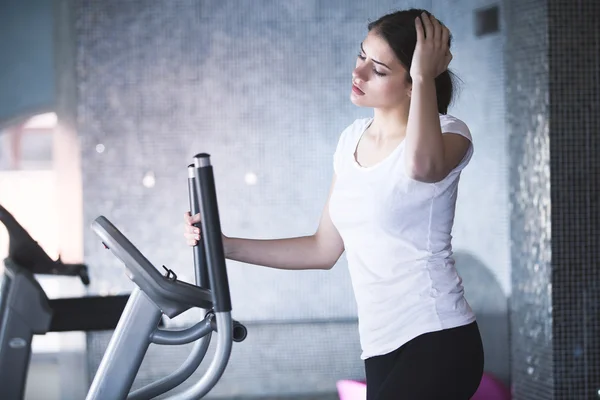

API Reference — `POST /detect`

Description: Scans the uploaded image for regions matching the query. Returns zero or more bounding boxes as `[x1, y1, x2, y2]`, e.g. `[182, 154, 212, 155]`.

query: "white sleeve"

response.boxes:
[333, 120, 361, 175]
[440, 114, 474, 172]
[333, 131, 345, 175]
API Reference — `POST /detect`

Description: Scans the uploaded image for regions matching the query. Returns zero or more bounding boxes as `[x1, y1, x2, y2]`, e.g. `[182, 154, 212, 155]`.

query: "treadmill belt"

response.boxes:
[48, 295, 130, 332]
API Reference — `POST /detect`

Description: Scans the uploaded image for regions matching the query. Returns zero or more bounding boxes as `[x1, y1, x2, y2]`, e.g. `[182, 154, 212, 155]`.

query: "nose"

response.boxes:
[352, 71, 363, 85]
[352, 64, 368, 84]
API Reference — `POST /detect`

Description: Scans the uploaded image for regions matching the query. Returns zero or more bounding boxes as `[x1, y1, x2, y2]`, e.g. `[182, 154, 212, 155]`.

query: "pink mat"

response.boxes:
[471, 373, 511, 400]
[336, 380, 366, 400]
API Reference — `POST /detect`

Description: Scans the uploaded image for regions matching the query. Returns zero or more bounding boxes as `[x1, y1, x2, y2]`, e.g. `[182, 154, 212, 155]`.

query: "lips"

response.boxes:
[352, 84, 365, 95]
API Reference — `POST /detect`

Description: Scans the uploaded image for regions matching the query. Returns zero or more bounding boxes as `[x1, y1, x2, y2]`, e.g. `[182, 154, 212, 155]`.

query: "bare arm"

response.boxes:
[184, 175, 345, 271]
[405, 78, 470, 183]
[405, 14, 470, 183]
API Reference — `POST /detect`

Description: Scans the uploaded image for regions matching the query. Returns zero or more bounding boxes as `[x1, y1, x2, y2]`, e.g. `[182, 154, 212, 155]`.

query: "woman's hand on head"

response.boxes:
[410, 12, 453, 81]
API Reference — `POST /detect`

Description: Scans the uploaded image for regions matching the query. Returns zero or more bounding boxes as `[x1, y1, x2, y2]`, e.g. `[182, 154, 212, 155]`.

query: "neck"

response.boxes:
[370, 105, 410, 140]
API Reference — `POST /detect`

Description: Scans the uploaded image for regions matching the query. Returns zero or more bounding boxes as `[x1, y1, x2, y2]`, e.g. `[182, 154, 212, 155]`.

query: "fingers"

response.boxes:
[420, 12, 433, 40]
[440, 23, 449, 49]
[415, 15, 425, 42]
[420, 12, 451, 50]
[432, 16, 442, 43]
[184, 211, 202, 246]
[184, 211, 202, 225]
[184, 227, 201, 246]
[185, 221, 201, 236]
[185, 224, 201, 235]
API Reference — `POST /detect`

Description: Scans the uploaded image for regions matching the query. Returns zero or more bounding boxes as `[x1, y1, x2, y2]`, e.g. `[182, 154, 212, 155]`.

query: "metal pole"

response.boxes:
[86, 288, 162, 400]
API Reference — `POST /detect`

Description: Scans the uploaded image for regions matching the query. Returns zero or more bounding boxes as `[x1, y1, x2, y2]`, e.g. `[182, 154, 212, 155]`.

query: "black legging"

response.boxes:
[364, 321, 484, 400]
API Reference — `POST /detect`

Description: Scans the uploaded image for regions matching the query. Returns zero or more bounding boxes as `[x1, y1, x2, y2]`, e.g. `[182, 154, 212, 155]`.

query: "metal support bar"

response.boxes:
[86, 288, 162, 400]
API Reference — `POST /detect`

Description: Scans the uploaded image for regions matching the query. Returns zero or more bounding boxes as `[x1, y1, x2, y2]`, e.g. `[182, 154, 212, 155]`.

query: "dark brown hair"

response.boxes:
[368, 9, 457, 114]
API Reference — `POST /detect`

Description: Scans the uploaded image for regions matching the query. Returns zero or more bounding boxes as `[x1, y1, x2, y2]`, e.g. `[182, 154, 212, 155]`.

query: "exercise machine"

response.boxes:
[85, 153, 246, 399]
[0, 205, 130, 399]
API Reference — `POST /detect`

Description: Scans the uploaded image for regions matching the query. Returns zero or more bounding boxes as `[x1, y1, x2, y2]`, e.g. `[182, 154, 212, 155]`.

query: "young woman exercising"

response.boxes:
[185, 9, 484, 399]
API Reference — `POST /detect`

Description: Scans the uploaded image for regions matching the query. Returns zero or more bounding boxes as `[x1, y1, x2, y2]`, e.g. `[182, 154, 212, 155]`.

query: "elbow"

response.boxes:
[320, 263, 336, 271]
[320, 261, 336, 270]
[319, 249, 344, 270]
[310, 232, 344, 270]
[317, 257, 337, 270]
[405, 159, 447, 183]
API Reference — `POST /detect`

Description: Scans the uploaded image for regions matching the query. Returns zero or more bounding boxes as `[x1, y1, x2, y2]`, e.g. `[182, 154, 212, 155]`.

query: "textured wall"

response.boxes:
[548, 0, 600, 398]
[76, 0, 511, 396]
[506, 0, 600, 398]
[505, 0, 553, 398]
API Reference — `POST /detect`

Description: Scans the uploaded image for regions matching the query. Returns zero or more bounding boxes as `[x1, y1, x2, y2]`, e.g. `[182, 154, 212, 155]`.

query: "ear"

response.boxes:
[407, 86, 412, 98]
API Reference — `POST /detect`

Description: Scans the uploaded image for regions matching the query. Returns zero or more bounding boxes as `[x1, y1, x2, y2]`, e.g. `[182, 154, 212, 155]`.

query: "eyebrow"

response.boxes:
[361, 43, 392, 70]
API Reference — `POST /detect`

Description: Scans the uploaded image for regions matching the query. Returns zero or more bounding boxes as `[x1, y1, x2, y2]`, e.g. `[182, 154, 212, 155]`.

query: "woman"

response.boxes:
[185, 9, 484, 400]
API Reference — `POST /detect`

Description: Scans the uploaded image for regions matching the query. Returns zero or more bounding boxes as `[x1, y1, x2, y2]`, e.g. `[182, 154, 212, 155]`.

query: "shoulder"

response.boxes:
[337, 118, 372, 145]
[439, 114, 475, 172]
[439, 114, 472, 142]
[333, 118, 371, 173]
[343, 118, 372, 137]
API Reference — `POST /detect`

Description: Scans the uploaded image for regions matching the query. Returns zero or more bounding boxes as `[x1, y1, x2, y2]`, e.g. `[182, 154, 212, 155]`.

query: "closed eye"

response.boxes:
[357, 52, 386, 77]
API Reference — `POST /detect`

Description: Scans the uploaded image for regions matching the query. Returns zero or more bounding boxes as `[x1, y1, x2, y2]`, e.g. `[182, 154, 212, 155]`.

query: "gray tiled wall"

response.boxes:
[76, 0, 511, 395]
[502, 0, 600, 397]
[547, 0, 600, 398]
[504, 0, 553, 396]
[505, 0, 600, 397]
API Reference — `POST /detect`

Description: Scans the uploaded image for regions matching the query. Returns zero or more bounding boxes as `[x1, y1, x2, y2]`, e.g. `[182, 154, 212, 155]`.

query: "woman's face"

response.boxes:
[350, 31, 412, 110]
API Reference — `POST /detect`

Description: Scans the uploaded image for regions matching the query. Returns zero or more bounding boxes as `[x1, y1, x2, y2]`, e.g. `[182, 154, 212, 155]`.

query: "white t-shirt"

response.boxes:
[329, 114, 476, 360]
